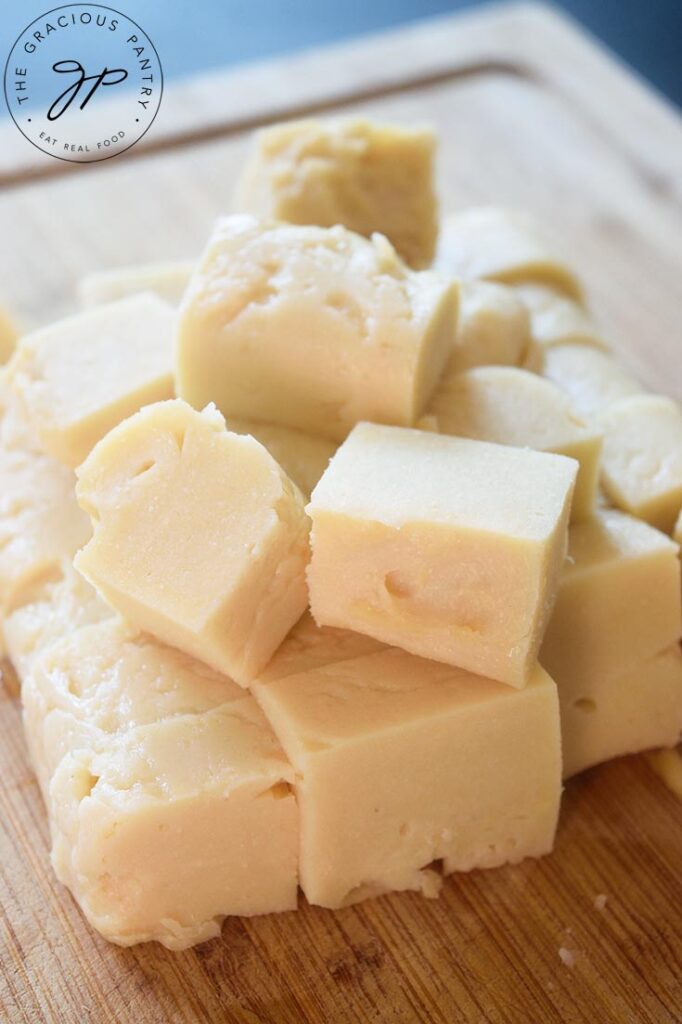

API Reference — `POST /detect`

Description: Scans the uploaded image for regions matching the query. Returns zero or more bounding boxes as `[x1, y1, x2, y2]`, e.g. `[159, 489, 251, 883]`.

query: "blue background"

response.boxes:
[3, 1, 681, 107]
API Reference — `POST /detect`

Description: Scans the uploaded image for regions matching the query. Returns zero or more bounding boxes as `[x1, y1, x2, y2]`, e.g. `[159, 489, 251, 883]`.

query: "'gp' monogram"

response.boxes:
[47, 59, 128, 120]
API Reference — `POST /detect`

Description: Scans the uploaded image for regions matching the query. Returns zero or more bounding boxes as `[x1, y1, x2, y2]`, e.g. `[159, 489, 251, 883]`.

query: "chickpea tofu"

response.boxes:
[559, 645, 682, 778]
[427, 366, 601, 519]
[74, 399, 310, 685]
[78, 261, 194, 308]
[49, 703, 298, 950]
[542, 344, 644, 419]
[22, 617, 250, 797]
[307, 423, 577, 687]
[234, 118, 438, 269]
[176, 216, 456, 442]
[0, 443, 90, 613]
[597, 395, 682, 532]
[541, 510, 681, 693]
[447, 281, 530, 373]
[514, 283, 608, 353]
[253, 648, 561, 909]
[4, 562, 111, 681]
[9, 294, 175, 468]
[436, 208, 583, 301]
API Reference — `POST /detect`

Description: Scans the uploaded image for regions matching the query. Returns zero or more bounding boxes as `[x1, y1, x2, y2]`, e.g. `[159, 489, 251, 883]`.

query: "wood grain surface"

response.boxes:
[0, 4, 681, 1021]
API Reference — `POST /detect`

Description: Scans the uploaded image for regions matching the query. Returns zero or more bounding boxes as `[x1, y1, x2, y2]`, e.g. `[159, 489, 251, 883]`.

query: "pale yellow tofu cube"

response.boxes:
[542, 343, 644, 419]
[9, 294, 175, 468]
[23, 616, 247, 794]
[447, 281, 530, 373]
[253, 647, 561, 909]
[436, 208, 583, 301]
[49, 704, 298, 949]
[228, 417, 337, 499]
[176, 216, 456, 442]
[514, 283, 608, 353]
[78, 261, 194, 308]
[75, 400, 310, 684]
[23, 616, 298, 947]
[4, 561, 111, 680]
[426, 366, 602, 519]
[597, 395, 682, 532]
[541, 510, 681, 693]
[234, 118, 438, 269]
[307, 423, 576, 687]
[559, 645, 682, 778]
[0, 443, 90, 613]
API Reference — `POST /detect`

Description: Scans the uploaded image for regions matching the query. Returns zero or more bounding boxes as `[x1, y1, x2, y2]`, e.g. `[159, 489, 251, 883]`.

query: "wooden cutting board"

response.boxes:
[0, 4, 681, 1021]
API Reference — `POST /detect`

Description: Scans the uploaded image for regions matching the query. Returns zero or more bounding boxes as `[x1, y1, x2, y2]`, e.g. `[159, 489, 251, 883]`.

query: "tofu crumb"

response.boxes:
[419, 868, 443, 900]
[647, 747, 682, 798]
[594, 893, 608, 912]
[558, 947, 576, 968]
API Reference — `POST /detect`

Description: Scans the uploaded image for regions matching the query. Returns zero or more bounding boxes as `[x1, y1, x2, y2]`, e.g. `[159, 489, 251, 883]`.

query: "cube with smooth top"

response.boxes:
[253, 646, 562, 909]
[307, 423, 577, 687]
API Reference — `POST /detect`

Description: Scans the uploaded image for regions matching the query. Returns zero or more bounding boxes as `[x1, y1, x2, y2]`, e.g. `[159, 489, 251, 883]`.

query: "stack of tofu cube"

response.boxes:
[1, 118, 681, 951]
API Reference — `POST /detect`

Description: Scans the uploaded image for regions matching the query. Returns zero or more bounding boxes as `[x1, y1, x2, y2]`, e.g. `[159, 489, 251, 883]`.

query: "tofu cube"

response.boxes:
[49, 704, 298, 949]
[598, 395, 682, 532]
[4, 561, 112, 680]
[0, 442, 90, 613]
[22, 616, 298, 948]
[436, 208, 583, 301]
[78, 261, 194, 308]
[176, 216, 456, 441]
[542, 343, 644, 419]
[514, 283, 608, 352]
[307, 423, 577, 687]
[427, 366, 602, 519]
[559, 645, 682, 778]
[447, 281, 530, 373]
[75, 399, 310, 684]
[541, 509, 682, 691]
[253, 647, 562, 909]
[234, 118, 438, 269]
[9, 294, 175, 467]
[228, 417, 337, 499]
[23, 617, 250, 795]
